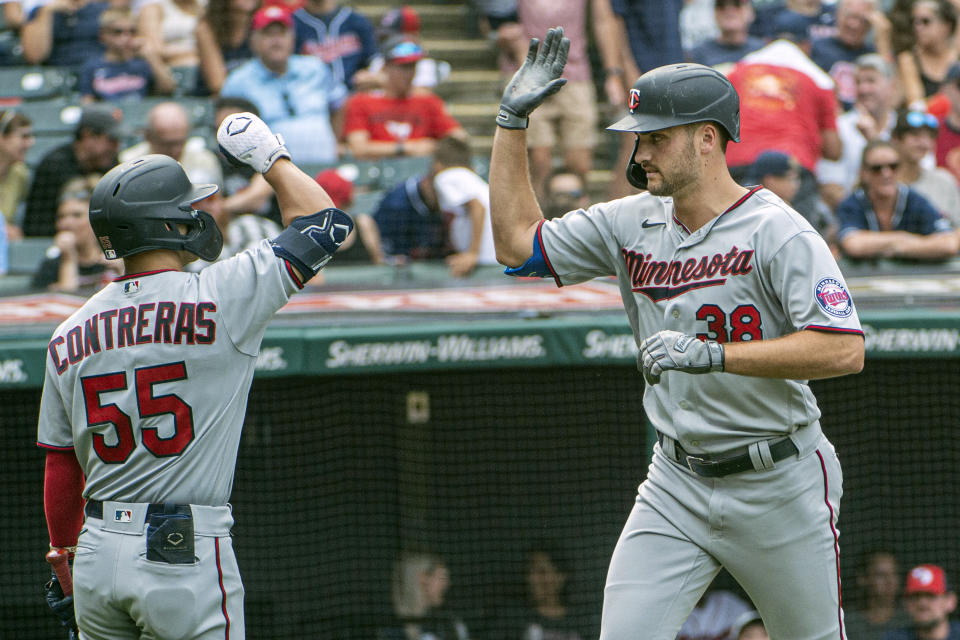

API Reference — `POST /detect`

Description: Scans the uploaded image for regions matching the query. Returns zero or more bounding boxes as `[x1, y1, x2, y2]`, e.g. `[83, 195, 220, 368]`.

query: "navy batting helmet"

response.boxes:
[608, 63, 740, 190]
[89, 154, 223, 261]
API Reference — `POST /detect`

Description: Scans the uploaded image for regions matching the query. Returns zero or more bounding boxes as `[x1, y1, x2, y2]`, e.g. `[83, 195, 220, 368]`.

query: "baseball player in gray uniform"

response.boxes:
[37, 112, 353, 639]
[490, 29, 865, 640]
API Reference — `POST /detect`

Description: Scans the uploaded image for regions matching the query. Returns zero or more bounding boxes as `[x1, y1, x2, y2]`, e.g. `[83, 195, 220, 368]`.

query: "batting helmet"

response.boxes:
[607, 63, 740, 190]
[89, 154, 223, 261]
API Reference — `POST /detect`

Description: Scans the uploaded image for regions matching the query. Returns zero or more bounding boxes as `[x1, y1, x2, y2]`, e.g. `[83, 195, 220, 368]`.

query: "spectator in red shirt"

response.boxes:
[342, 37, 465, 160]
[726, 16, 841, 220]
[935, 62, 960, 184]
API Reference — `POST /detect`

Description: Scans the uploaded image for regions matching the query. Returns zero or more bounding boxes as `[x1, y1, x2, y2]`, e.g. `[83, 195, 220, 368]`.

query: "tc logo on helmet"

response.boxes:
[628, 88, 641, 113]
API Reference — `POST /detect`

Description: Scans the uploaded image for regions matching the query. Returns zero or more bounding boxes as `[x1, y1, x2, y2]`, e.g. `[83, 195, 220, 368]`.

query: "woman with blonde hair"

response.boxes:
[379, 551, 470, 640]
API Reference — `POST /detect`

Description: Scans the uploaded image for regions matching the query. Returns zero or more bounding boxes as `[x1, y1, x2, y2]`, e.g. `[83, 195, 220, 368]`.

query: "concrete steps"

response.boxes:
[350, 0, 614, 195]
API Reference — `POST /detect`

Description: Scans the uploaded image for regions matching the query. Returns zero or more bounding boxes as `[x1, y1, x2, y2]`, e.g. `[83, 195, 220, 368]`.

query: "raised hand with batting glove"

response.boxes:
[496, 26, 570, 130]
[218, 111, 292, 174]
[639, 330, 724, 386]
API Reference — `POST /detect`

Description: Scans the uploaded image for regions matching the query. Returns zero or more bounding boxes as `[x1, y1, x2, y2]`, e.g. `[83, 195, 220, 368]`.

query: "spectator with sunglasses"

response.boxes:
[836, 140, 959, 261]
[892, 109, 960, 228]
[78, 8, 174, 103]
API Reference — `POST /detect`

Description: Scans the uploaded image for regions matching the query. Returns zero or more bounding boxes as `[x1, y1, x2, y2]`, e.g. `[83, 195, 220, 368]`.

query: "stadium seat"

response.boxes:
[378, 155, 432, 185]
[7, 237, 51, 275]
[119, 96, 214, 136]
[25, 99, 83, 135]
[0, 66, 74, 100]
[349, 190, 384, 216]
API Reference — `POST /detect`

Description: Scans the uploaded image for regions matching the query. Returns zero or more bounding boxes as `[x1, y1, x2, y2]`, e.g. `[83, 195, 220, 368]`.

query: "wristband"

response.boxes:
[604, 67, 624, 78]
[496, 107, 528, 130]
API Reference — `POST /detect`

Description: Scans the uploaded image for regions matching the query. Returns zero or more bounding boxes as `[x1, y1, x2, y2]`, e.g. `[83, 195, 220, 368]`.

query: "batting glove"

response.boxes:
[497, 26, 570, 129]
[43, 571, 78, 636]
[639, 330, 724, 386]
[217, 112, 291, 174]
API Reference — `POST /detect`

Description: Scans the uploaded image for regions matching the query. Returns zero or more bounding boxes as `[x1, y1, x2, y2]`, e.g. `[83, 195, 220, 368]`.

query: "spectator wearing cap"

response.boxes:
[20, 0, 107, 70]
[220, 4, 349, 165]
[934, 61, 960, 184]
[897, 0, 960, 109]
[22, 104, 121, 237]
[343, 37, 465, 161]
[685, 0, 765, 70]
[292, 0, 377, 89]
[836, 139, 959, 261]
[892, 109, 960, 228]
[726, 28, 841, 221]
[0, 109, 34, 241]
[818, 53, 899, 211]
[883, 564, 960, 640]
[752, 150, 837, 246]
[810, 0, 887, 112]
[352, 5, 452, 91]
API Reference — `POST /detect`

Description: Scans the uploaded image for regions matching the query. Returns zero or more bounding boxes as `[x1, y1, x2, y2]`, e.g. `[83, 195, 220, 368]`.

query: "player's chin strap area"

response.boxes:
[271, 208, 355, 281]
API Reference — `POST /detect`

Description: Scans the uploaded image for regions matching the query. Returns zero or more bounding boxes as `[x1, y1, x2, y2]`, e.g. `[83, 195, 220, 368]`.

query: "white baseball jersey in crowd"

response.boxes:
[525, 186, 863, 640]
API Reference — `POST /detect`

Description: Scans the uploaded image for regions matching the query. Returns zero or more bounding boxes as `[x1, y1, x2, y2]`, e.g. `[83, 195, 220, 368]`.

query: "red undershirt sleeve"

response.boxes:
[44, 449, 85, 548]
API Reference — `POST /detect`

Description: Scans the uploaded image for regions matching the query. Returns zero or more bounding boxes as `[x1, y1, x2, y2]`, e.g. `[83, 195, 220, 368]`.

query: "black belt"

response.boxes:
[658, 433, 799, 478]
[84, 501, 191, 519]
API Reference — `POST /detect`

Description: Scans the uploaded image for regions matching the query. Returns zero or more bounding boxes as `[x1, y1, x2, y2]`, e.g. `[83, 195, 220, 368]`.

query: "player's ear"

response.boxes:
[698, 123, 718, 155]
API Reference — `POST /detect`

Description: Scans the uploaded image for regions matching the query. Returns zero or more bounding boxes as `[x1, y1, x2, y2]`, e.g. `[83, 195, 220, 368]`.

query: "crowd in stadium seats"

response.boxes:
[2, 0, 960, 295]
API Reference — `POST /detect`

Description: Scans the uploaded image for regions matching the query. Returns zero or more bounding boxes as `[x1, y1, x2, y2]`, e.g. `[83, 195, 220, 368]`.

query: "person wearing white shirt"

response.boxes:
[431, 136, 497, 277]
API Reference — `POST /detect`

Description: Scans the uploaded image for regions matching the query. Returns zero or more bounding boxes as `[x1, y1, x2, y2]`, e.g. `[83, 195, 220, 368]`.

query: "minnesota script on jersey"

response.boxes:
[37, 240, 300, 505]
[534, 187, 862, 452]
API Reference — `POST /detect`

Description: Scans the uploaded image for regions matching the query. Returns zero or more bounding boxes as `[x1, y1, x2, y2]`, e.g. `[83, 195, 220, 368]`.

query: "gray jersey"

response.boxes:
[539, 187, 862, 452]
[37, 240, 297, 505]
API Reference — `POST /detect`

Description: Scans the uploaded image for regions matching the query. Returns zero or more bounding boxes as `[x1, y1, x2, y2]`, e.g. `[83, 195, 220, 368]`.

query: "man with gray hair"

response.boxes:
[817, 53, 898, 210]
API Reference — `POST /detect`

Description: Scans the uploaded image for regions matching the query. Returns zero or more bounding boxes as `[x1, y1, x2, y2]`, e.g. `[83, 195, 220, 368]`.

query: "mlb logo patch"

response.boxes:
[815, 277, 853, 318]
[113, 509, 133, 523]
[123, 280, 140, 295]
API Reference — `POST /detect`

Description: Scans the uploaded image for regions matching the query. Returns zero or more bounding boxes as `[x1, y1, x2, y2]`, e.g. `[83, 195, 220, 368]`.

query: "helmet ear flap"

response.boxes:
[181, 209, 224, 262]
[626, 136, 647, 191]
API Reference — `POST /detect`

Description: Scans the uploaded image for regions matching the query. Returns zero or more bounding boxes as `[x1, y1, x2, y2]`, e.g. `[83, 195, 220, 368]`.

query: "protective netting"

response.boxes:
[3, 360, 960, 638]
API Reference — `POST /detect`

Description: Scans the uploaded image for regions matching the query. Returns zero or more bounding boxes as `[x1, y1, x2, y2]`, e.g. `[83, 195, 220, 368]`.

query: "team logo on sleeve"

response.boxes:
[815, 278, 853, 317]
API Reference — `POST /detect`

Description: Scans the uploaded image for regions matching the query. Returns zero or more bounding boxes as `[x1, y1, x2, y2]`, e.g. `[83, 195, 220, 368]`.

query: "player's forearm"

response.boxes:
[44, 450, 85, 548]
[489, 127, 544, 266]
[222, 175, 273, 216]
[264, 158, 336, 227]
[723, 329, 864, 380]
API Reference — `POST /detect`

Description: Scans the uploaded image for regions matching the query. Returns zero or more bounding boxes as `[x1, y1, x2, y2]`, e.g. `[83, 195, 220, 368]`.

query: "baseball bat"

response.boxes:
[46, 547, 73, 596]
